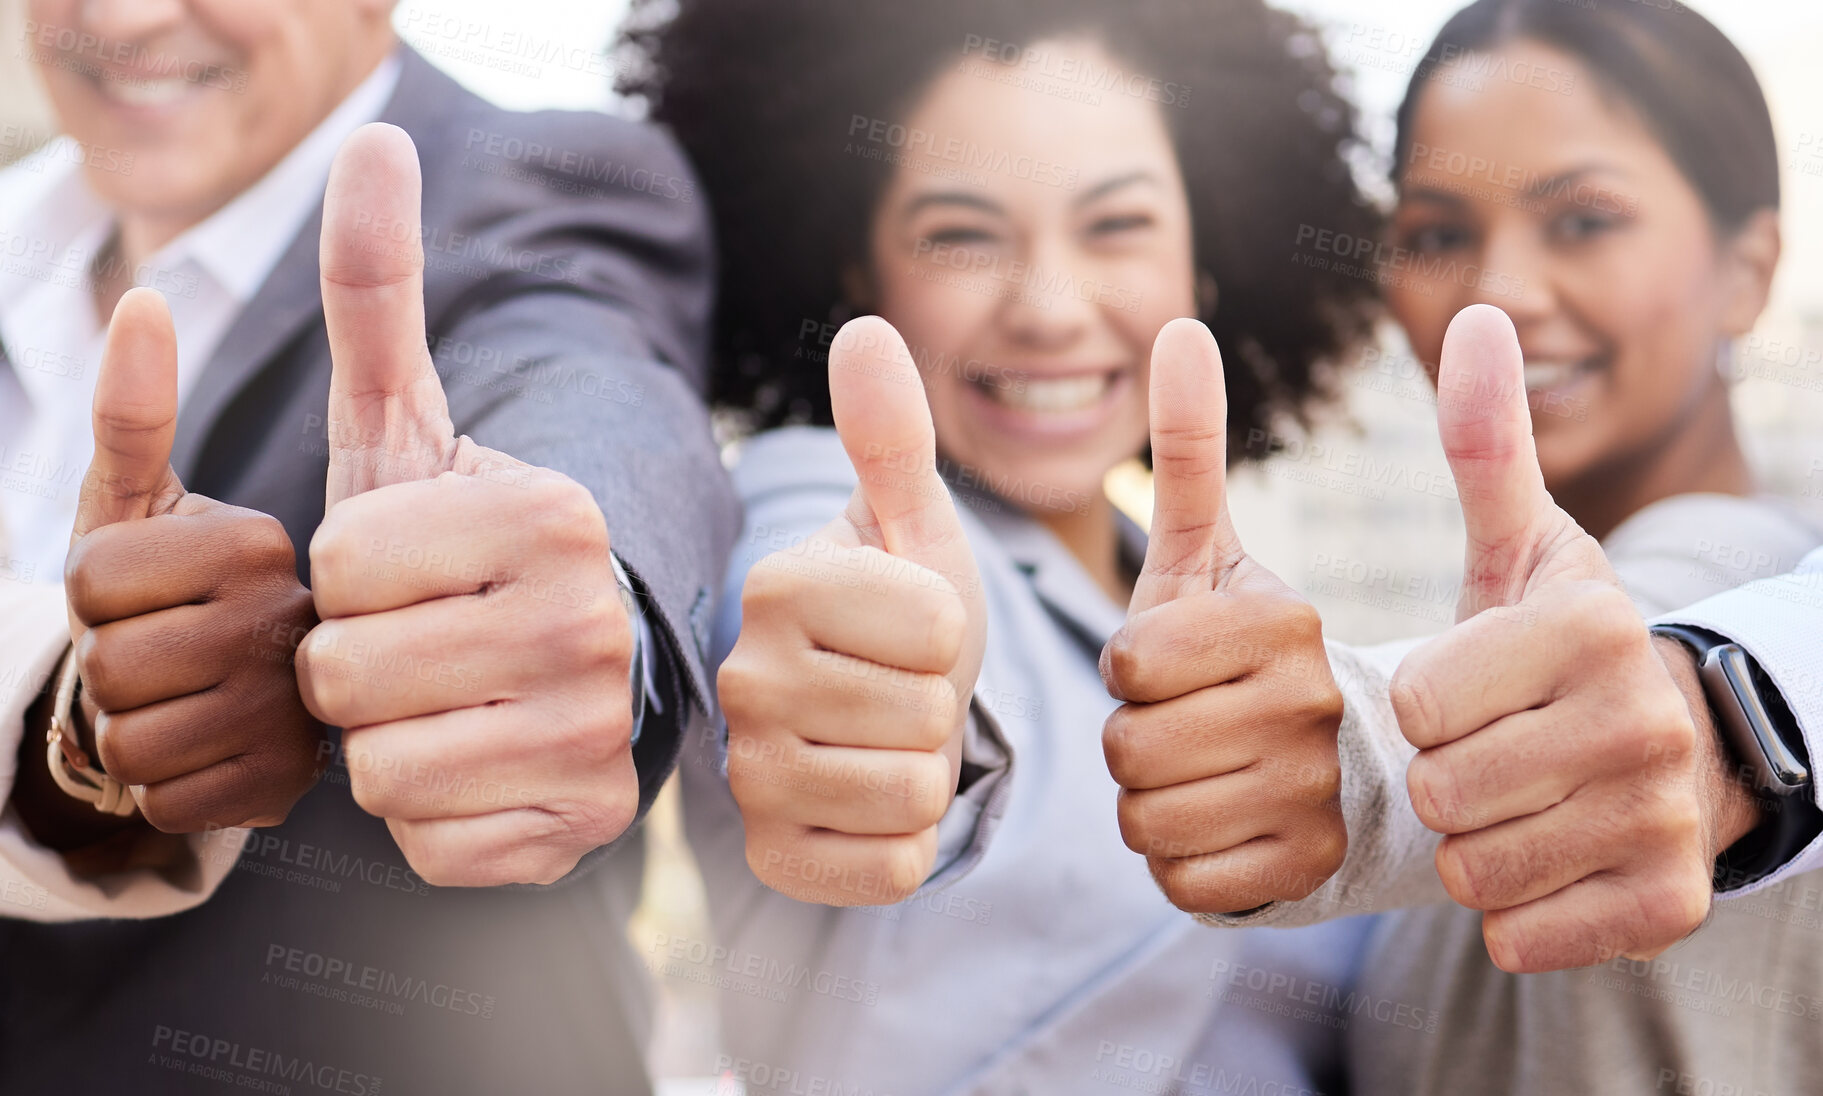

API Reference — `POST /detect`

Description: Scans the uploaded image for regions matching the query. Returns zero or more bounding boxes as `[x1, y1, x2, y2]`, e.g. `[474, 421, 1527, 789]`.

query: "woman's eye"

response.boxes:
[1550, 212, 1616, 243]
[922, 226, 998, 248]
[1087, 213, 1153, 236]
[1399, 223, 1469, 254]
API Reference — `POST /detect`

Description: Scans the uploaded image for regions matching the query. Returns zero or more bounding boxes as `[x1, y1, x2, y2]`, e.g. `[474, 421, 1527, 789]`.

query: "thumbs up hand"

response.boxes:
[1100, 320, 1346, 914]
[59, 288, 322, 833]
[717, 316, 986, 906]
[1391, 304, 1758, 971]
[294, 124, 638, 887]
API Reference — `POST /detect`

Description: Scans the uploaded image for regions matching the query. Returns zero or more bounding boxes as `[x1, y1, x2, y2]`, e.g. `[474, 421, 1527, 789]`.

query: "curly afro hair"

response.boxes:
[617, 0, 1383, 461]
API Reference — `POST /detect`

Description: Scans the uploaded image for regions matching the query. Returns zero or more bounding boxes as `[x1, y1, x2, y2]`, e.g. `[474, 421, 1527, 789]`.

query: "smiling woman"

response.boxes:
[617, 1, 1387, 1093]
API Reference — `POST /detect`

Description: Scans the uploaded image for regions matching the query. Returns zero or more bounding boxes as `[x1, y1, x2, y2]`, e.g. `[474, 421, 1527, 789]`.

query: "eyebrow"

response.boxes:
[1075, 170, 1159, 206]
[900, 191, 1006, 222]
[899, 170, 1161, 223]
[1521, 163, 1630, 199]
[1402, 162, 1632, 206]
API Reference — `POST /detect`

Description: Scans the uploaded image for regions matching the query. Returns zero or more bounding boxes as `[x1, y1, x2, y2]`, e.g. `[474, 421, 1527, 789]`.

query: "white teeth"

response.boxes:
[1523, 361, 1579, 390]
[99, 77, 194, 107]
[989, 373, 1112, 413]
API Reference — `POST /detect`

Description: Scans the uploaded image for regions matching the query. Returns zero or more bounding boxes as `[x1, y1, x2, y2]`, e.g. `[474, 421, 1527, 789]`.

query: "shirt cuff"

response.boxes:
[924, 697, 1013, 893]
[0, 582, 247, 921]
[1655, 568, 1823, 898]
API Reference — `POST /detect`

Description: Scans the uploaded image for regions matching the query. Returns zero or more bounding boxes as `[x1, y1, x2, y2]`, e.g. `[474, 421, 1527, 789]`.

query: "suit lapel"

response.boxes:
[169, 49, 447, 482]
[170, 208, 324, 480]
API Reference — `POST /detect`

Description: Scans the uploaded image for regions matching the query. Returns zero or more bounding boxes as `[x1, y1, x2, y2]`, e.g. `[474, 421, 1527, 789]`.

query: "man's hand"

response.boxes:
[57, 289, 321, 835]
[717, 316, 986, 906]
[1100, 319, 1346, 914]
[294, 124, 636, 887]
[1392, 303, 1759, 972]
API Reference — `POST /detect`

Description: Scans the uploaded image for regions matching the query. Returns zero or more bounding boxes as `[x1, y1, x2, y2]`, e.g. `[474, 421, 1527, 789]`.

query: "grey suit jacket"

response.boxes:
[0, 48, 737, 1095]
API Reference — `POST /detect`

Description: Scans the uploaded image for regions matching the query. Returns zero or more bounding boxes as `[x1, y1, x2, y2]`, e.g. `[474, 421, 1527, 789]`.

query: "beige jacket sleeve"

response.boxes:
[1196, 636, 1447, 928]
[0, 582, 247, 921]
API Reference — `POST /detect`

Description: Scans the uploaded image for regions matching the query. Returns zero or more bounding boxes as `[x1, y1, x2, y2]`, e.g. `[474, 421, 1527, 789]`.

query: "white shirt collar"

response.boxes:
[182, 50, 403, 303]
[0, 48, 403, 321]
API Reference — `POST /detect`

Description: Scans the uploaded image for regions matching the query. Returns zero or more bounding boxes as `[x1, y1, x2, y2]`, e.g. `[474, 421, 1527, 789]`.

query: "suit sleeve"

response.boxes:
[1656, 546, 1823, 898]
[0, 583, 247, 920]
[419, 117, 737, 870]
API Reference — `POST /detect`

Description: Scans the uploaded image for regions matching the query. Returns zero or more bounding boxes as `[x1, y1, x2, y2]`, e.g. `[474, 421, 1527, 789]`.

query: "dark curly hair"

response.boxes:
[617, 0, 1383, 460]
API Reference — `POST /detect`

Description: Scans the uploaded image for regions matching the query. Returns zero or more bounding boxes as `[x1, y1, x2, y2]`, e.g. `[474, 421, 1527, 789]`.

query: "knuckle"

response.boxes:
[1390, 661, 1444, 748]
[75, 627, 120, 710]
[902, 678, 958, 752]
[901, 755, 953, 830]
[92, 710, 144, 783]
[1405, 754, 1461, 833]
[1115, 790, 1164, 855]
[1101, 705, 1146, 788]
[62, 534, 109, 623]
[1481, 916, 1530, 973]
[307, 511, 361, 595]
[1435, 835, 1491, 909]
[880, 834, 934, 903]
[1103, 629, 1154, 700]
[741, 553, 799, 613]
[921, 592, 968, 671]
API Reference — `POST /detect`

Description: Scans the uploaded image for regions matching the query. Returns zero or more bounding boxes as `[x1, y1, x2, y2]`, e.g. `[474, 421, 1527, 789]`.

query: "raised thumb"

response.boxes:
[74, 287, 183, 539]
[321, 122, 456, 507]
[827, 316, 969, 573]
[1436, 304, 1557, 605]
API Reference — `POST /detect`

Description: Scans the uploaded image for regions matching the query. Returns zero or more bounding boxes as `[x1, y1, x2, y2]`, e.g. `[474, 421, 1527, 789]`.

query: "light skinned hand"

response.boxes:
[294, 124, 637, 887]
[717, 315, 986, 906]
[1100, 318, 1347, 914]
[1391, 303, 1760, 971]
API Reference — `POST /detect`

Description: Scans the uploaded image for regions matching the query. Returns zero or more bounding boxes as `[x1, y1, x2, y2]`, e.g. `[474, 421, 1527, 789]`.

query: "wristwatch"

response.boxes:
[1650, 623, 1821, 888]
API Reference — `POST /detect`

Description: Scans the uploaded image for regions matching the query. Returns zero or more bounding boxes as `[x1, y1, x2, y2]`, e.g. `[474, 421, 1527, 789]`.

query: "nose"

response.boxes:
[995, 232, 1096, 352]
[78, 0, 188, 45]
[1467, 221, 1557, 331]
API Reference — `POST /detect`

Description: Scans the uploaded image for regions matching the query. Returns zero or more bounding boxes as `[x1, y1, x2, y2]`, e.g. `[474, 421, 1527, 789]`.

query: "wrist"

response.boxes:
[1652, 635, 1764, 855]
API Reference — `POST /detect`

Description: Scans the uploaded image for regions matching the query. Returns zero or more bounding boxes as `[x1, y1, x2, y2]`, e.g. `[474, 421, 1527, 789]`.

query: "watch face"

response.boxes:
[1709, 645, 1810, 794]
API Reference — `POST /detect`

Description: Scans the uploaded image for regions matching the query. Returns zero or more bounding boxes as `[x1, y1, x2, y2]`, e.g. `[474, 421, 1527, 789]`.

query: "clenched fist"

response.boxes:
[62, 288, 322, 833]
[294, 124, 638, 887]
[1392, 304, 1760, 971]
[1100, 318, 1346, 914]
[717, 316, 987, 906]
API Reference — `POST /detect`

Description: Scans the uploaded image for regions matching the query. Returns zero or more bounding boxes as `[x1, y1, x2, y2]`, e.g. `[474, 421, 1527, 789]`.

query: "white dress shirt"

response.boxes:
[1660, 542, 1823, 895]
[0, 51, 402, 580]
[0, 53, 401, 922]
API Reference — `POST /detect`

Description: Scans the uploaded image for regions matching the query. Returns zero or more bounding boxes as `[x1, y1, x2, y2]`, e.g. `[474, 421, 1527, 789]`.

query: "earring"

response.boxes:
[1716, 340, 1739, 385]
[1197, 270, 1219, 321]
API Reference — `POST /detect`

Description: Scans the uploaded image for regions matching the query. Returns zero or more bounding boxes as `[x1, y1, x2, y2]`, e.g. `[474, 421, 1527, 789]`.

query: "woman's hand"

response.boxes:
[1100, 319, 1347, 914]
[718, 317, 987, 906]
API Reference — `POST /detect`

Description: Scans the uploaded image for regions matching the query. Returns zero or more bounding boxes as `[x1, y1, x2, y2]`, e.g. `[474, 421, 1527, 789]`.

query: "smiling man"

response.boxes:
[0, 2, 734, 1093]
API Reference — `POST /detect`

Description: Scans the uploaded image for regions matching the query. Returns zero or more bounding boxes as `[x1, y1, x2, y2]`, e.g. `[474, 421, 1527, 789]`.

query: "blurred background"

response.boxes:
[5, 0, 1818, 1088]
